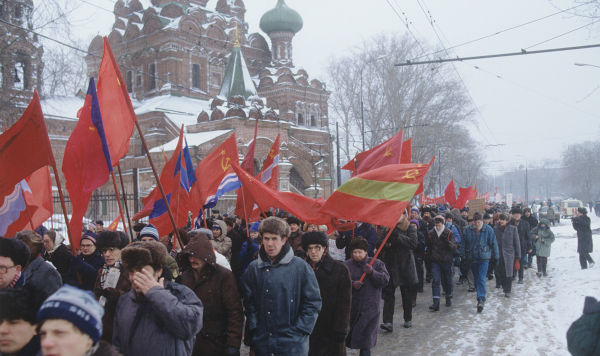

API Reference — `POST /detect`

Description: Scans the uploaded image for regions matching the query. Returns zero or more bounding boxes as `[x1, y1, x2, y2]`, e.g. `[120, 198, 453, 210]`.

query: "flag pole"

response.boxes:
[116, 164, 134, 241]
[50, 164, 75, 255]
[110, 171, 129, 241]
[241, 188, 251, 238]
[359, 225, 394, 283]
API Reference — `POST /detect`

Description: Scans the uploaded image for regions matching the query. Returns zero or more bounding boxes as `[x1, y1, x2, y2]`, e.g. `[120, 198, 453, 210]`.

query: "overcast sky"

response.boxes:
[58, 0, 600, 173]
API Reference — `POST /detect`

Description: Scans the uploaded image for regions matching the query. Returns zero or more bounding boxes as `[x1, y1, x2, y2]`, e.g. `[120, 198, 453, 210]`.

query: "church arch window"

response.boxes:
[297, 113, 304, 126]
[192, 63, 200, 89]
[310, 115, 316, 127]
[148, 63, 156, 90]
[13, 61, 25, 90]
[126, 70, 133, 92]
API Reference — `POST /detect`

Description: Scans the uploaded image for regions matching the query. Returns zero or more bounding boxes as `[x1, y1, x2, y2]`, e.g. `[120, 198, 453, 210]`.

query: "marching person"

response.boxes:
[345, 237, 389, 356]
[572, 207, 594, 269]
[302, 231, 351, 356]
[14, 231, 62, 299]
[378, 215, 418, 331]
[522, 208, 538, 268]
[509, 207, 530, 282]
[36, 285, 121, 356]
[113, 241, 204, 356]
[426, 215, 457, 311]
[530, 218, 555, 277]
[241, 217, 322, 355]
[178, 232, 243, 356]
[493, 213, 520, 297]
[463, 213, 499, 312]
[210, 219, 232, 262]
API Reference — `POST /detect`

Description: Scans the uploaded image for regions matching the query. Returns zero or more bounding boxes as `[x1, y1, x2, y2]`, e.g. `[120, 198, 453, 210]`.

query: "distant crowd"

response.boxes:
[0, 201, 596, 356]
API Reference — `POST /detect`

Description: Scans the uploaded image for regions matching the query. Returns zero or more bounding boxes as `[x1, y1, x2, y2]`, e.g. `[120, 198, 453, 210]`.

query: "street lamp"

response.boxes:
[360, 54, 388, 151]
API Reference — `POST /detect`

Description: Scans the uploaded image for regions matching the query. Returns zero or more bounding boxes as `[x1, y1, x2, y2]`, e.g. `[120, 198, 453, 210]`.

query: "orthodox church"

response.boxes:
[40, 0, 332, 217]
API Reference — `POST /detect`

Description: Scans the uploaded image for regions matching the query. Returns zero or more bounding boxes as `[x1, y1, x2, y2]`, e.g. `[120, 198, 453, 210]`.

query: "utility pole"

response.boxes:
[336, 122, 342, 187]
[525, 163, 529, 204]
[438, 148, 442, 196]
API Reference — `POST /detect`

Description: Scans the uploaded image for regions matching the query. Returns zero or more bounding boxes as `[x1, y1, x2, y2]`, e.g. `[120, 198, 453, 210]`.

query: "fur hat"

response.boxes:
[460, 207, 469, 213]
[139, 224, 159, 241]
[410, 207, 420, 214]
[37, 285, 104, 344]
[473, 212, 483, 221]
[0, 237, 30, 268]
[578, 207, 588, 215]
[301, 231, 328, 251]
[433, 215, 445, 224]
[81, 230, 97, 245]
[0, 287, 41, 324]
[349, 237, 369, 252]
[121, 241, 167, 272]
[510, 207, 523, 215]
[96, 231, 126, 251]
[287, 216, 301, 226]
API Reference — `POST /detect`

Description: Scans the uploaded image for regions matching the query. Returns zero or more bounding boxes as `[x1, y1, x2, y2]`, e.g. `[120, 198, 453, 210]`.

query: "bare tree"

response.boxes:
[561, 141, 600, 202]
[43, 40, 87, 96]
[327, 34, 487, 195]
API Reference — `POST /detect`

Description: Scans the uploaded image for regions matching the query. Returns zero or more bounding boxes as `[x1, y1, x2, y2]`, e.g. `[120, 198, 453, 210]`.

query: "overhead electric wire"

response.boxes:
[408, 1, 593, 61]
[413, 0, 499, 146]
[524, 18, 600, 49]
[395, 43, 600, 66]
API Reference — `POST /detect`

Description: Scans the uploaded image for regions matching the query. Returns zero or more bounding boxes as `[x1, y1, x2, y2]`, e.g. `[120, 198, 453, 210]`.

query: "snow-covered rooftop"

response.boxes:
[41, 96, 85, 121]
[149, 129, 233, 153]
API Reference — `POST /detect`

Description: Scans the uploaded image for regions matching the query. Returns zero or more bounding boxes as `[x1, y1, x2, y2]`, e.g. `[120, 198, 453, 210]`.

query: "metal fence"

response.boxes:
[52, 191, 141, 226]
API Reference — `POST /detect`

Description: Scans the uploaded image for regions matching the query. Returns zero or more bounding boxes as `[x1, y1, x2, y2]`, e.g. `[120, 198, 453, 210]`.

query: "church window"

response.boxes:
[136, 74, 141, 87]
[149, 63, 156, 90]
[13, 61, 24, 90]
[14, 4, 21, 19]
[297, 113, 304, 126]
[126, 71, 133, 93]
[192, 64, 200, 89]
[311, 115, 316, 127]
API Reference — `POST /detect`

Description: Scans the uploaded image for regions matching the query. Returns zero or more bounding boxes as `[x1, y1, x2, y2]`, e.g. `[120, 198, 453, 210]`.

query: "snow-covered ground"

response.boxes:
[352, 213, 600, 356]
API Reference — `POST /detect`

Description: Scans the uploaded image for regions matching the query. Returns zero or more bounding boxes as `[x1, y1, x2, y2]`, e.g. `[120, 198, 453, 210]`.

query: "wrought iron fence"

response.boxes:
[52, 191, 141, 226]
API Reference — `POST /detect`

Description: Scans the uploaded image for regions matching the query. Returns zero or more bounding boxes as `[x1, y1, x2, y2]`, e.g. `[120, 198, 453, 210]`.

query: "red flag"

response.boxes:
[342, 130, 403, 176]
[148, 126, 190, 237]
[320, 163, 431, 228]
[235, 121, 259, 219]
[96, 37, 136, 166]
[240, 119, 258, 174]
[4, 166, 53, 236]
[231, 164, 330, 225]
[106, 215, 121, 231]
[455, 186, 478, 210]
[0, 90, 54, 198]
[259, 134, 280, 191]
[400, 138, 412, 164]
[415, 156, 435, 196]
[189, 134, 239, 215]
[62, 78, 113, 249]
[444, 179, 457, 206]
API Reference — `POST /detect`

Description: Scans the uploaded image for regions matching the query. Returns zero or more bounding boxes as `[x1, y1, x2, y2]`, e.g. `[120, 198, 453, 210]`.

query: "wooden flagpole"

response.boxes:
[50, 164, 75, 255]
[116, 164, 134, 241]
[109, 171, 129, 241]
[241, 188, 251, 237]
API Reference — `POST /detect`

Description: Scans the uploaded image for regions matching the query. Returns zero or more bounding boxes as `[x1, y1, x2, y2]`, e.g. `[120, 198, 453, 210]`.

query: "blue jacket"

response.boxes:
[447, 223, 461, 244]
[462, 224, 499, 262]
[242, 244, 322, 356]
[337, 223, 378, 258]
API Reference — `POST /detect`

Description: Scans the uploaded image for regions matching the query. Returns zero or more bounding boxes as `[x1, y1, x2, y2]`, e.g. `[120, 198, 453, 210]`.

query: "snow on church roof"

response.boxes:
[41, 96, 85, 121]
[135, 94, 210, 127]
[149, 129, 233, 153]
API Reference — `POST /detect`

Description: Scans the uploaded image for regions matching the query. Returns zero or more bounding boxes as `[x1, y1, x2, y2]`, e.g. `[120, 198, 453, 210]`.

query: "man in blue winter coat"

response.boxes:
[242, 216, 322, 356]
[462, 212, 499, 313]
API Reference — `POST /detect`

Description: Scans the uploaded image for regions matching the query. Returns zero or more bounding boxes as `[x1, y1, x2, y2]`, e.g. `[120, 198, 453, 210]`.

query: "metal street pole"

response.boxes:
[360, 72, 365, 152]
[438, 148, 442, 197]
[525, 163, 529, 204]
[336, 121, 342, 187]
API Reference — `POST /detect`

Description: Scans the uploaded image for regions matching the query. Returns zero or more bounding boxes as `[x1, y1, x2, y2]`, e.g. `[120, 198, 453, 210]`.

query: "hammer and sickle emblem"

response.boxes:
[220, 150, 231, 172]
[89, 126, 96, 131]
[384, 145, 393, 157]
[403, 169, 419, 180]
[268, 148, 275, 159]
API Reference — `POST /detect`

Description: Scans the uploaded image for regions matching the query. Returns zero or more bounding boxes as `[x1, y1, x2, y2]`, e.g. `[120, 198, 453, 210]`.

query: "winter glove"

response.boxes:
[363, 263, 373, 275]
[334, 332, 347, 343]
[514, 259, 520, 271]
[352, 280, 363, 290]
[225, 346, 240, 356]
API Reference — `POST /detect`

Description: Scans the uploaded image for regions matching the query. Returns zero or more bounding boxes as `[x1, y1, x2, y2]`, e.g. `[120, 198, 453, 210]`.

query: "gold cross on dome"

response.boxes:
[234, 23, 240, 47]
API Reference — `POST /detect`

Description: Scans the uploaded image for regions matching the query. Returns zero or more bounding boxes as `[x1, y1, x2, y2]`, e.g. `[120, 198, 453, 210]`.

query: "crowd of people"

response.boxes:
[0, 201, 595, 356]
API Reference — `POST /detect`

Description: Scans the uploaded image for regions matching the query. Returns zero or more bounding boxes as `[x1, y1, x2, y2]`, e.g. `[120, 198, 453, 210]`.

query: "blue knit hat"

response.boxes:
[37, 285, 104, 344]
[249, 221, 261, 232]
[139, 224, 159, 241]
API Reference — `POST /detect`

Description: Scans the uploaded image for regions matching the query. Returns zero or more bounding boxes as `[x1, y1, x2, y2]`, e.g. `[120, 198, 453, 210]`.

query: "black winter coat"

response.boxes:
[377, 225, 418, 287]
[511, 219, 531, 253]
[426, 228, 457, 264]
[336, 223, 378, 259]
[573, 215, 593, 253]
[307, 254, 352, 356]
